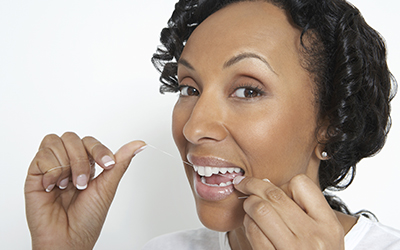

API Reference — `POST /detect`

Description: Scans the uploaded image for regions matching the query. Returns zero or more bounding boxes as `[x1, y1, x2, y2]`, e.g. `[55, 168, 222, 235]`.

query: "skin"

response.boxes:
[173, 1, 356, 249]
[24, 1, 356, 249]
[25, 133, 146, 249]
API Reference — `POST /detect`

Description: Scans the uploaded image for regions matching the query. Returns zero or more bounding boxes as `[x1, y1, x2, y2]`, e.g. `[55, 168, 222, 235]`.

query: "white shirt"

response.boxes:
[345, 215, 400, 249]
[142, 215, 400, 250]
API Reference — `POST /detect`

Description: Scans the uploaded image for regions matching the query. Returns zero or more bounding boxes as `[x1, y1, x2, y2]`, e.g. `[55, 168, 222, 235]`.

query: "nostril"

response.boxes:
[183, 120, 229, 144]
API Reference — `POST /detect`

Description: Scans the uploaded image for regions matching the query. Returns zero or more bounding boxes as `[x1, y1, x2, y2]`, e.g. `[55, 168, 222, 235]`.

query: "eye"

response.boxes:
[232, 86, 264, 98]
[179, 85, 199, 97]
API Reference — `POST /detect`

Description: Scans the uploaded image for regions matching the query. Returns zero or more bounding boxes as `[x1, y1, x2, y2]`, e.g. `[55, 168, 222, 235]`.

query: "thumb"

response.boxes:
[115, 140, 147, 168]
[100, 140, 146, 189]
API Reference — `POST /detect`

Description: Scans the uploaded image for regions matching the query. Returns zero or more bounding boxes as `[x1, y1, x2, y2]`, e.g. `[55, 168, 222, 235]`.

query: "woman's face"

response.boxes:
[172, 1, 322, 232]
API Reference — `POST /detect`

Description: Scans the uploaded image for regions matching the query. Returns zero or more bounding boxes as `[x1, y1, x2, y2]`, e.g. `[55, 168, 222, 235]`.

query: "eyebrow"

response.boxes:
[178, 52, 278, 75]
[224, 52, 278, 75]
[177, 58, 194, 70]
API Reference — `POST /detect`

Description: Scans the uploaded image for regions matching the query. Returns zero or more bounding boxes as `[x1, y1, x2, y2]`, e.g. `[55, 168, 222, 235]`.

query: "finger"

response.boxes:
[234, 176, 310, 237]
[233, 176, 280, 198]
[60, 132, 91, 190]
[98, 140, 146, 192]
[286, 175, 337, 222]
[27, 148, 64, 192]
[38, 134, 73, 190]
[243, 214, 275, 250]
[82, 136, 116, 170]
[243, 195, 295, 249]
[39, 134, 70, 166]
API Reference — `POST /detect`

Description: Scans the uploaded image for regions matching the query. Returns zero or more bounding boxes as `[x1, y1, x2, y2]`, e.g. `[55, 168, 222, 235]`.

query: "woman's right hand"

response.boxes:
[24, 132, 146, 250]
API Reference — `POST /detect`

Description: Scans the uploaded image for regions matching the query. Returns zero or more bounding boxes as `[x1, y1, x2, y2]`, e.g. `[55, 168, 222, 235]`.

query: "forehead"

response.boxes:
[180, 1, 303, 74]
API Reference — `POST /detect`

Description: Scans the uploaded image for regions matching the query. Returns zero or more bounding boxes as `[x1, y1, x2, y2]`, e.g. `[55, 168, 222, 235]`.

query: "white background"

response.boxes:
[0, 0, 399, 249]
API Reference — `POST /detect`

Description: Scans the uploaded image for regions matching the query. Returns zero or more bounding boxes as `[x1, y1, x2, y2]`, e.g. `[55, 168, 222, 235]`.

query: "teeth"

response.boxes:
[212, 168, 220, 175]
[194, 165, 243, 177]
[204, 167, 212, 177]
[201, 177, 233, 187]
[198, 167, 205, 176]
[219, 181, 232, 187]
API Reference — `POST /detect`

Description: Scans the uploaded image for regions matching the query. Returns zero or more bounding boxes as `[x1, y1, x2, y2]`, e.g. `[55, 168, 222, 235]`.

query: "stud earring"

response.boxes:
[321, 151, 328, 158]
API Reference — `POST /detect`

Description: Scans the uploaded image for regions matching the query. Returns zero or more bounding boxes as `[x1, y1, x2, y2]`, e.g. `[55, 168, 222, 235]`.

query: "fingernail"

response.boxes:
[233, 176, 245, 185]
[263, 178, 271, 183]
[134, 145, 147, 155]
[76, 174, 88, 190]
[102, 155, 115, 168]
[46, 184, 55, 193]
[59, 178, 69, 189]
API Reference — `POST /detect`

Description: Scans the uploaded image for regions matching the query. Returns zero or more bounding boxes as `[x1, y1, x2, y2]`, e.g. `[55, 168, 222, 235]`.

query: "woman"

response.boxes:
[25, 0, 399, 249]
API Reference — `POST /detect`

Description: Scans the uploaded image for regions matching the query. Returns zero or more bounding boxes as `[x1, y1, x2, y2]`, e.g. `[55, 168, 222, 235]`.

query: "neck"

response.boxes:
[228, 227, 252, 250]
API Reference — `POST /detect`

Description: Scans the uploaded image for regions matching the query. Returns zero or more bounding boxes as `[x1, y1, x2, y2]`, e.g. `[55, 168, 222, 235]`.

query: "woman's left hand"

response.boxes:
[233, 174, 345, 250]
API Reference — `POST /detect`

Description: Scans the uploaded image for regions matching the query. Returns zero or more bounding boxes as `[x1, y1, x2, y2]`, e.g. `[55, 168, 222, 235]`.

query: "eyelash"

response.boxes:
[178, 85, 199, 97]
[232, 84, 266, 99]
[177, 83, 266, 98]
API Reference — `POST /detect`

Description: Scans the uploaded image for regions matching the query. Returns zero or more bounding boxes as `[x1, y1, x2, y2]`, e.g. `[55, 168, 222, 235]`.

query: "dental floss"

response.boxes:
[146, 144, 239, 179]
[41, 144, 237, 179]
[146, 144, 193, 167]
[42, 165, 70, 175]
[41, 144, 248, 199]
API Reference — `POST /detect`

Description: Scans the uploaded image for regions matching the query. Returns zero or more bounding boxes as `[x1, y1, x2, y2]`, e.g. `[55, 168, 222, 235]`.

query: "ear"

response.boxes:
[314, 118, 330, 160]
[315, 143, 329, 160]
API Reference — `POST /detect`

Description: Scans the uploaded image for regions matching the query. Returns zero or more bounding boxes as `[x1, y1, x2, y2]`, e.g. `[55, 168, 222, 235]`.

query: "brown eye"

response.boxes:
[179, 86, 199, 96]
[233, 87, 262, 98]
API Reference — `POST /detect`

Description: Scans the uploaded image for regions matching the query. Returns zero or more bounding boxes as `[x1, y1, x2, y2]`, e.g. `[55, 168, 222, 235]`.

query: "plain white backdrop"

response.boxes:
[0, 0, 399, 249]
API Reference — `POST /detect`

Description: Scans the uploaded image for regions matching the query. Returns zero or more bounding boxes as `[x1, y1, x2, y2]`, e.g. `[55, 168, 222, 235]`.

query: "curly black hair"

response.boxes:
[152, 0, 397, 213]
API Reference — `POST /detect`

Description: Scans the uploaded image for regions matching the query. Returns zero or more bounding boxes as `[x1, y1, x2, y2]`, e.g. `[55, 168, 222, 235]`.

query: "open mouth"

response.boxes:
[193, 165, 244, 187]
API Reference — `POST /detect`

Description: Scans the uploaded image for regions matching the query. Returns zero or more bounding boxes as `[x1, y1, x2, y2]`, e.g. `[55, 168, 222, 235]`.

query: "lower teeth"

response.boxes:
[201, 177, 233, 187]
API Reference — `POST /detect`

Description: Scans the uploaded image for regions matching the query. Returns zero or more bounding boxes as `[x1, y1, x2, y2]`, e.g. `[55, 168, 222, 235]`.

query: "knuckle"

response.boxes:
[69, 156, 90, 166]
[243, 215, 259, 236]
[287, 174, 309, 192]
[265, 187, 285, 203]
[41, 134, 61, 147]
[82, 137, 106, 155]
[242, 176, 257, 189]
[290, 174, 308, 186]
[43, 133, 59, 142]
[82, 135, 95, 141]
[61, 131, 79, 140]
[90, 143, 105, 154]
[36, 147, 53, 159]
[251, 201, 272, 217]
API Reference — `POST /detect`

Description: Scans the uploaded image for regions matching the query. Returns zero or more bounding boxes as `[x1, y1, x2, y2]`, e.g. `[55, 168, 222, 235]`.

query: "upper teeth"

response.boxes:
[194, 165, 242, 177]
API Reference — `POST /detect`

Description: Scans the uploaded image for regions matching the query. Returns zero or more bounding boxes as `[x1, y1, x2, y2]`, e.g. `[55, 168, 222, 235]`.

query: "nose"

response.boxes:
[182, 92, 228, 144]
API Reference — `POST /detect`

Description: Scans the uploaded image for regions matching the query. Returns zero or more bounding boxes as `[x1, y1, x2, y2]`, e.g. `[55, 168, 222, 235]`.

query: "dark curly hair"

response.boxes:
[152, 0, 396, 213]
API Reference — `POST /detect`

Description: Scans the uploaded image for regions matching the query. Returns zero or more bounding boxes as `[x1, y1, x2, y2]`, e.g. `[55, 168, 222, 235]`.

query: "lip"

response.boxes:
[187, 154, 240, 168]
[188, 154, 244, 201]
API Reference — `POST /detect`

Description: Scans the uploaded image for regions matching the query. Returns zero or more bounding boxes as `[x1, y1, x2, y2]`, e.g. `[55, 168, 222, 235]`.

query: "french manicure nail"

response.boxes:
[59, 178, 69, 189]
[102, 155, 115, 168]
[134, 145, 147, 155]
[46, 184, 55, 193]
[76, 174, 88, 190]
[233, 176, 245, 185]
[263, 178, 271, 183]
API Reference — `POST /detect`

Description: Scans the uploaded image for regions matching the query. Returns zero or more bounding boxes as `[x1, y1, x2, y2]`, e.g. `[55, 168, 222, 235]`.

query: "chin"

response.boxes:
[194, 193, 246, 232]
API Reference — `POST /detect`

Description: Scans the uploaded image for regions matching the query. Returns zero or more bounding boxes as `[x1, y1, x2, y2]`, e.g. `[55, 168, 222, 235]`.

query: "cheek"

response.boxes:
[172, 102, 189, 158]
[231, 101, 318, 184]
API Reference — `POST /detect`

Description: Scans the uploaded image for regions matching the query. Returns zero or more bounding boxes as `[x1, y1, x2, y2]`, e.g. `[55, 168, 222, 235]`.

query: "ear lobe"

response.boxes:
[315, 144, 329, 160]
